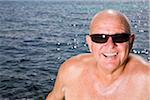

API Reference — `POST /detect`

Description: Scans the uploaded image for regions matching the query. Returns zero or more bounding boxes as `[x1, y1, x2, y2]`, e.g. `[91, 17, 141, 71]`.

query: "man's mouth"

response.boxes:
[102, 52, 118, 58]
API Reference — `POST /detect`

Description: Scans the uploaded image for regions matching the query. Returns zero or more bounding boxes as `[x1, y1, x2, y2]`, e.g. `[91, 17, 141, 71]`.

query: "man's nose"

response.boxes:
[105, 37, 116, 48]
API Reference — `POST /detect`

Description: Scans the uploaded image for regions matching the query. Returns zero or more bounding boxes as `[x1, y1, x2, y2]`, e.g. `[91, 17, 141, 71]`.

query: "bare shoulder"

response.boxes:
[58, 53, 94, 81]
[129, 54, 150, 67]
[62, 53, 93, 68]
[129, 54, 150, 74]
[46, 53, 94, 100]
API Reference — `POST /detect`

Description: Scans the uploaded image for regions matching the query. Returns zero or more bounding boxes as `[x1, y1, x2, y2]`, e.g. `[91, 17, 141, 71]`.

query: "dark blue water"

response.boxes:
[0, 1, 149, 99]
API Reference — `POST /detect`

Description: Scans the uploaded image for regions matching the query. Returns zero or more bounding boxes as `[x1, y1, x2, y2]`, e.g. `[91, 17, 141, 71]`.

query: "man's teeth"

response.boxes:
[103, 52, 118, 57]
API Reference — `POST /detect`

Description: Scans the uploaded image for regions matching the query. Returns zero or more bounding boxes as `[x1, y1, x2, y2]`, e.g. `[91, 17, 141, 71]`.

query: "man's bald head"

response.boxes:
[90, 9, 131, 34]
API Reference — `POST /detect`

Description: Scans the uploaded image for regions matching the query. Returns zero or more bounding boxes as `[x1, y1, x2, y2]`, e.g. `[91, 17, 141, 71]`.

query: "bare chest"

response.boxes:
[64, 74, 149, 100]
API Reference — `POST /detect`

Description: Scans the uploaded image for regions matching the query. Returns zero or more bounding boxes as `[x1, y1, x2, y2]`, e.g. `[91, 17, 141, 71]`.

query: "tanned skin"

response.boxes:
[46, 9, 150, 100]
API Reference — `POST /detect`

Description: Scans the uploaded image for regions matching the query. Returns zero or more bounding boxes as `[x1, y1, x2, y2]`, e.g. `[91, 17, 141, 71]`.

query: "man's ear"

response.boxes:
[129, 33, 135, 51]
[86, 35, 92, 52]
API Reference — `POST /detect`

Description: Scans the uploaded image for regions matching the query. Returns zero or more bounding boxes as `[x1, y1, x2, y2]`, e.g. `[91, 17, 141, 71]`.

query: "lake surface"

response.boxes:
[0, 1, 149, 99]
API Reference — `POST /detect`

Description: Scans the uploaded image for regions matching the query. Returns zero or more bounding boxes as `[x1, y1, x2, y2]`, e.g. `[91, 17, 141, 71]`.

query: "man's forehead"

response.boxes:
[91, 10, 125, 25]
[90, 10, 131, 34]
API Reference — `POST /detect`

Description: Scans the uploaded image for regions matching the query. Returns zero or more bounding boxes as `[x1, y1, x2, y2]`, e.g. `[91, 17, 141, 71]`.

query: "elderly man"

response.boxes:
[46, 9, 150, 100]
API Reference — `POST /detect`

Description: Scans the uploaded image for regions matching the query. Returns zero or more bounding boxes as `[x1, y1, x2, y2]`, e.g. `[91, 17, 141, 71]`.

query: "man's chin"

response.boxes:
[98, 59, 120, 73]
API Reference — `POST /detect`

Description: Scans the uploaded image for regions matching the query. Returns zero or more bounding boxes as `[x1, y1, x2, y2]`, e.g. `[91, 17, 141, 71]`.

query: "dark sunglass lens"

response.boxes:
[90, 34, 108, 43]
[113, 34, 130, 43]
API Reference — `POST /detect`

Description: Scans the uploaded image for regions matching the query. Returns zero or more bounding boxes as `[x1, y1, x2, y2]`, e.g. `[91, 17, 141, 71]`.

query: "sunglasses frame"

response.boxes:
[90, 33, 131, 43]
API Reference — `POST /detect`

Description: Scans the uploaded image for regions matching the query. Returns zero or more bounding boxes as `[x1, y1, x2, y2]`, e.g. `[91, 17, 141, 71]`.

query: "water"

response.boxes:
[0, 1, 149, 99]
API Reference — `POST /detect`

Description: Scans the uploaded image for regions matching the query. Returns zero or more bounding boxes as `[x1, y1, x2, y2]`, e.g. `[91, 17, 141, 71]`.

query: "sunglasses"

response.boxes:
[90, 33, 130, 43]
